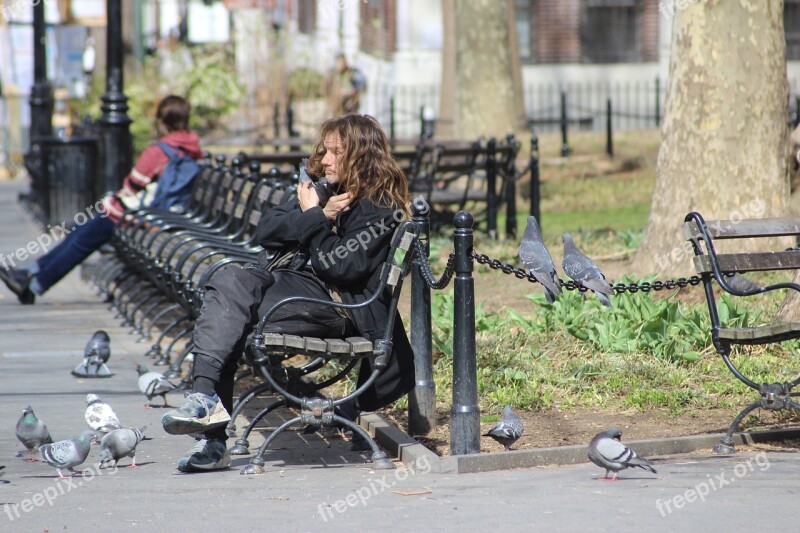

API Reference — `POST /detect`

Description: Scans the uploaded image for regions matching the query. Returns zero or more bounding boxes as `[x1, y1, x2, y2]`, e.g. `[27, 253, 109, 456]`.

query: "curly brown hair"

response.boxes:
[307, 114, 410, 217]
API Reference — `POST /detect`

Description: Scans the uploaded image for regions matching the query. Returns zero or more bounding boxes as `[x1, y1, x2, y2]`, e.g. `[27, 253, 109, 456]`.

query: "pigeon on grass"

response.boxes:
[85, 394, 123, 434]
[483, 405, 524, 451]
[98, 426, 147, 469]
[518, 216, 562, 303]
[15, 405, 53, 461]
[137, 364, 178, 408]
[562, 233, 614, 307]
[588, 427, 657, 481]
[39, 430, 98, 479]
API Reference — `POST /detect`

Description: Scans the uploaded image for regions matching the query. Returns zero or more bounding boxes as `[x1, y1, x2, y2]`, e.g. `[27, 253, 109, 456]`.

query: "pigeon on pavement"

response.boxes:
[137, 364, 178, 407]
[98, 426, 147, 469]
[562, 233, 614, 307]
[483, 405, 524, 451]
[72, 330, 114, 377]
[39, 430, 98, 479]
[16, 405, 53, 461]
[588, 427, 657, 480]
[85, 394, 123, 434]
[519, 216, 562, 303]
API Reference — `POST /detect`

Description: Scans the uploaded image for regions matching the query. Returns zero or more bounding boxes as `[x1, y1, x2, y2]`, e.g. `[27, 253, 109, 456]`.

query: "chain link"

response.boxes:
[414, 239, 456, 290]
[470, 249, 705, 293]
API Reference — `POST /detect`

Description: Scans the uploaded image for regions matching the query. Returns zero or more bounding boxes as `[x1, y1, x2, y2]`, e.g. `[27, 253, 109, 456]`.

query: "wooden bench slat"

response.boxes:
[717, 322, 800, 341]
[345, 337, 373, 353]
[304, 337, 327, 352]
[692, 251, 800, 273]
[683, 218, 800, 240]
[325, 338, 352, 354]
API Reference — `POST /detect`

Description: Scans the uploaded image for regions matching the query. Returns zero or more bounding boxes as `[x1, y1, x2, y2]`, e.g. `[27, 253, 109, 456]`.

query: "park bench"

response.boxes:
[683, 212, 800, 453]
[95, 153, 420, 471]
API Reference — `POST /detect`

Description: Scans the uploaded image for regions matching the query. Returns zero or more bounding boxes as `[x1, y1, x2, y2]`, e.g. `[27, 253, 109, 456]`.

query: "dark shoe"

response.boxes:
[0, 267, 35, 304]
[177, 439, 230, 472]
[161, 392, 231, 435]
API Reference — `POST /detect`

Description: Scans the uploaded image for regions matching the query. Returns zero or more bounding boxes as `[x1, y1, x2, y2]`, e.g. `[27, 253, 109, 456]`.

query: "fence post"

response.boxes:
[390, 96, 396, 149]
[504, 133, 518, 240]
[29, 0, 53, 141]
[408, 200, 436, 436]
[451, 211, 480, 456]
[529, 135, 540, 224]
[485, 138, 498, 239]
[655, 77, 661, 127]
[560, 91, 570, 157]
[606, 98, 614, 158]
[273, 101, 281, 139]
[795, 96, 800, 128]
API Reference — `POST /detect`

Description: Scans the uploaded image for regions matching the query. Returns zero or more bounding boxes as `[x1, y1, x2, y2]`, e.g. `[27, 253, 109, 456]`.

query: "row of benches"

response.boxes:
[93, 154, 421, 473]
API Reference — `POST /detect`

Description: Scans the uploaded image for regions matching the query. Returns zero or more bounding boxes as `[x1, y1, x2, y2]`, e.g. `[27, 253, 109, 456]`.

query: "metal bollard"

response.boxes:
[408, 200, 436, 436]
[450, 211, 480, 456]
[560, 91, 570, 157]
[606, 99, 614, 158]
[485, 138, 498, 239]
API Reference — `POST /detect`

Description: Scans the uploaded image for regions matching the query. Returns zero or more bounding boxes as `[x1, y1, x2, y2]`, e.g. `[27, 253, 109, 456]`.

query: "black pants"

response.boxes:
[191, 264, 355, 440]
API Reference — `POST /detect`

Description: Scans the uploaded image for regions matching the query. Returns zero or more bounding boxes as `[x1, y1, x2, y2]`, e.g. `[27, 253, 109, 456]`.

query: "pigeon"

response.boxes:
[562, 233, 614, 307]
[15, 405, 53, 460]
[725, 273, 762, 294]
[518, 216, 562, 303]
[483, 405, 524, 451]
[137, 364, 178, 407]
[72, 330, 114, 377]
[588, 427, 657, 480]
[84, 394, 123, 434]
[39, 430, 98, 479]
[98, 426, 147, 469]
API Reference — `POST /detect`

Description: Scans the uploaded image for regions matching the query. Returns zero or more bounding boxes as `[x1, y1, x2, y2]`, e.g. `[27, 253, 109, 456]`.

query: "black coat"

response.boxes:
[255, 198, 415, 411]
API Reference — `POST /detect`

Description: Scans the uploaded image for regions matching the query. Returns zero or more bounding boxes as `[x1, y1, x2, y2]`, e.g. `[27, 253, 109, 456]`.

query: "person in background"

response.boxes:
[0, 95, 202, 304]
[327, 53, 367, 117]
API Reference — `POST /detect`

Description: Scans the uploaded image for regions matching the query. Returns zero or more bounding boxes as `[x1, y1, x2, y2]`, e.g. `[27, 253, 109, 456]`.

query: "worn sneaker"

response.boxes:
[161, 392, 231, 435]
[177, 438, 230, 472]
[0, 267, 34, 305]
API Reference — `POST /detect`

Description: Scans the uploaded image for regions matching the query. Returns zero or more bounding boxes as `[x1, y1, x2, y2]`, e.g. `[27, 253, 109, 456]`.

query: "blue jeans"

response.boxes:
[31, 215, 115, 294]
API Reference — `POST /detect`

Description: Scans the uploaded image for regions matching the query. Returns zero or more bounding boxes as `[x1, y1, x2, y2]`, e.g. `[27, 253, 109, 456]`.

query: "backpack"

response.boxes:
[149, 142, 200, 213]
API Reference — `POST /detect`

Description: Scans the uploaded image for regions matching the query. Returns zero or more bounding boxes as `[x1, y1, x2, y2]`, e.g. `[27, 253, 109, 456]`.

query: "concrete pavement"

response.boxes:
[1, 179, 799, 532]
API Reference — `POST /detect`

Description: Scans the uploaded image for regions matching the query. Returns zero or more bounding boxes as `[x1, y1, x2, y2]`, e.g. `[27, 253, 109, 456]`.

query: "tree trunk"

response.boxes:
[438, 0, 457, 138]
[444, 0, 523, 139]
[630, 0, 789, 277]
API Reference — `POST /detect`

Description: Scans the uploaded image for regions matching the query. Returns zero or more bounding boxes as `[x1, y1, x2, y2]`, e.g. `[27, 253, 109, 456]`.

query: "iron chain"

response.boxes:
[470, 249, 703, 293]
[414, 239, 456, 290]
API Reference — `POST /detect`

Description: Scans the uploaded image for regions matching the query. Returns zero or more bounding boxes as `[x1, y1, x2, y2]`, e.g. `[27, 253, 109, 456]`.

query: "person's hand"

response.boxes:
[297, 181, 319, 211]
[322, 192, 351, 222]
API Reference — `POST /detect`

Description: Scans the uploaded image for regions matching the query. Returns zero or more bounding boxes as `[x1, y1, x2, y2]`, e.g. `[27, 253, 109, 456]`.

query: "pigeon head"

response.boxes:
[503, 405, 514, 416]
[93, 330, 110, 342]
[22, 404, 33, 415]
[136, 364, 149, 376]
[604, 427, 623, 440]
[562, 233, 575, 246]
[80, 430, 101, 446]
[86, 394, 101, 405]
[522, 216, 542, 239]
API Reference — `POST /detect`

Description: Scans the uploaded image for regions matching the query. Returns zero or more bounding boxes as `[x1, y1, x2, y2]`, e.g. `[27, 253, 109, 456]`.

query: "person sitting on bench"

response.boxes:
[160, 114, 415, 472]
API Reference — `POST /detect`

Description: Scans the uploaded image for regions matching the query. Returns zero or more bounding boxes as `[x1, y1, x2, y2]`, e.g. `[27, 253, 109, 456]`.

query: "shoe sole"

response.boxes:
[162, 409, 231, 436]
[177, 454, 231, 472]
[0, 270, 34, 304]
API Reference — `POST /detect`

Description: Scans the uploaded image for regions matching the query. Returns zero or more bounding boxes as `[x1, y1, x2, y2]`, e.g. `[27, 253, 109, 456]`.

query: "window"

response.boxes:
[787, 0, 800, 61]
[359, 0, 396, 58]
[298, 0, 316, 35]
[580, 0, 641, 63]
[515, 0, 535, 63]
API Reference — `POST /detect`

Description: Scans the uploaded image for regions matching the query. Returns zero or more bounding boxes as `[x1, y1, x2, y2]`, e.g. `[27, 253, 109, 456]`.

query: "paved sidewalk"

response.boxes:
[1, 179, 799, 532]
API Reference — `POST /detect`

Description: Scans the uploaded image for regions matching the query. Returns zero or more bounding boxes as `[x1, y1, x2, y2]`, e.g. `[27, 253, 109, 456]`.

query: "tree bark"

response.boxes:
[630, 0, 790, 277]
[438, 0, 457, 138]
[445, 0, 523, 139]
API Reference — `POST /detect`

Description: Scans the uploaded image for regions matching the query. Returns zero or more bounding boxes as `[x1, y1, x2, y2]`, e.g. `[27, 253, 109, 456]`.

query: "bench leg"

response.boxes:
[713, 400, 761, 454]
[155, 324, 193, 366]
[148, 314, 190, 363]
[229, 397, 286, 455]
[226, 381, 273, 438]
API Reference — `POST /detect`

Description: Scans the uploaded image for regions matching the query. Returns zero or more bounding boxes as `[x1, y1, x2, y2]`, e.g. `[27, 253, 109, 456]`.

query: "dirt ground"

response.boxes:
[386, 405, 800, 456]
